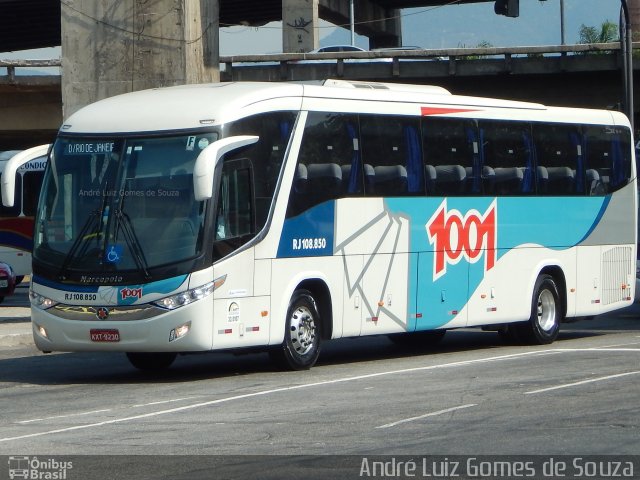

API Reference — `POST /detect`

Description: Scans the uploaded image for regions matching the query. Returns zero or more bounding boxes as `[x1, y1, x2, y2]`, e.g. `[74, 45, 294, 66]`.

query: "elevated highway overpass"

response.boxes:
[1, 42, 637, 150]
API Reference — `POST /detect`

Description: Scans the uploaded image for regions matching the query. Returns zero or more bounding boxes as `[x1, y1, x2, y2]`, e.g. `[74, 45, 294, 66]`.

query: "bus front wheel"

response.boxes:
[270, 290, 321, 371]
[517, 274, 561, 345]
[126, 352, 177, 371]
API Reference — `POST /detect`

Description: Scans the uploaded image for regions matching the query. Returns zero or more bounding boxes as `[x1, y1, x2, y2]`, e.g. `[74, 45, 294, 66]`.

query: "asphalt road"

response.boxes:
[0, 288, 638, 479]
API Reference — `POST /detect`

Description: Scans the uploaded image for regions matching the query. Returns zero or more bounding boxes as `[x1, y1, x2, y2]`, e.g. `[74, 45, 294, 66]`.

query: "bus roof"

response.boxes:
[60, 80, 624, 135]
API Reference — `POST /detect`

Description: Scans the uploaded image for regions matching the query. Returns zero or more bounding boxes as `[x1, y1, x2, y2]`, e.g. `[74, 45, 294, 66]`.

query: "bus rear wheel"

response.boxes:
[270, 290, 321, 371]
[516, 274, 561, 345]
[126, 352, 177, 371]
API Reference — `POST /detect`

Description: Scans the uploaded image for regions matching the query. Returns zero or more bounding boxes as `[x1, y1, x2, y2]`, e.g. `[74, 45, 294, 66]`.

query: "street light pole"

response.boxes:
[560, 0, 565, 45]
[350, 0, 355, 46]
[620, 0, 634, 132]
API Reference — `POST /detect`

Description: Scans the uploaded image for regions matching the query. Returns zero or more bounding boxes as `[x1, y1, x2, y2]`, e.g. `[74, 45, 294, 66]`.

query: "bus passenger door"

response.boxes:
[211, 158, 265, 348]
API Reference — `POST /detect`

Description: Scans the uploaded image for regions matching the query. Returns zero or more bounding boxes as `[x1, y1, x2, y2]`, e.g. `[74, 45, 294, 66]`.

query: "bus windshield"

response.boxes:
[34, 132, 218, 277]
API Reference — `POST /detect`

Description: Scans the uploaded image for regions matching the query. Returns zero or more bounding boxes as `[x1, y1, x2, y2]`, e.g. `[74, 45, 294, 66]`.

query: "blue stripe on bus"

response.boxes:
[32, 275, 100, 293]
[277, 202, 335, 258]
[32, 274, 189, 301]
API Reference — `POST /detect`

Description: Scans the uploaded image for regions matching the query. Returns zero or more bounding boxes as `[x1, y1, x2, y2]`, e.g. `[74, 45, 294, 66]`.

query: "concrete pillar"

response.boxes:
[283, 0, 319, 53]
[61, 0, 219, 119]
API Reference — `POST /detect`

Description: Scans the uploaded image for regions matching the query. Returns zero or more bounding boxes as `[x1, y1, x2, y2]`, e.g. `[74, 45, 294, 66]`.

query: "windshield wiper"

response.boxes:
[58, 183, 109, 280]
[57, 208, 103, 280]
[57, 187, 111, 280]
[114, 208, 151, 279]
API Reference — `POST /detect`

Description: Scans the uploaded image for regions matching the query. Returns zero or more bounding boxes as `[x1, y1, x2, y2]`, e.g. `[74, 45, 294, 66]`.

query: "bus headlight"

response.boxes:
[29, 289, 58, 310]
[153, 281, 216, 310]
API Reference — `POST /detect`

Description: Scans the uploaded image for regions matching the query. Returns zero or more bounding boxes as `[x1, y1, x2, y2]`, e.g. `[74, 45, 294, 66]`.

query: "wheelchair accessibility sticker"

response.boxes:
[105, 244, 123, 264]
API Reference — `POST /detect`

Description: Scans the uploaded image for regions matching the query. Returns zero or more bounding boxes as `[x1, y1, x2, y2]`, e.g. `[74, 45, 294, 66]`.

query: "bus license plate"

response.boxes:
[90, 329, 120, 342]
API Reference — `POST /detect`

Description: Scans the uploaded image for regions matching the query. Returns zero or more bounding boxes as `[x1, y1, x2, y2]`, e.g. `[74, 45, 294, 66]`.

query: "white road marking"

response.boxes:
[0, 350, 555, 443]
[18, 409, 112, 424]
[132, 397, 196, 408]
[525, 371, 640, 395]
[375, 404, 477, 429]
[0, 346, 637, 443]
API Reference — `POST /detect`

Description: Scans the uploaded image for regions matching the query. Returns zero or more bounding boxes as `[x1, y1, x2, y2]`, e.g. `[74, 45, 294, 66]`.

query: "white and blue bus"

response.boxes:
[5, 80, 636, 370]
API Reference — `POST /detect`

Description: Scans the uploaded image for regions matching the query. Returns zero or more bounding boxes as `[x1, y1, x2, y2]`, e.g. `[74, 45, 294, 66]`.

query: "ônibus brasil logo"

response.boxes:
[426, 200, 497, 281]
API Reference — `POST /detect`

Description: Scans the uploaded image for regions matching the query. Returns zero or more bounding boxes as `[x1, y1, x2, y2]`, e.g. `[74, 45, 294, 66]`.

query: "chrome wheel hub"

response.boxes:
[289, 305, 316, 356]
[537, 289, 557, 332]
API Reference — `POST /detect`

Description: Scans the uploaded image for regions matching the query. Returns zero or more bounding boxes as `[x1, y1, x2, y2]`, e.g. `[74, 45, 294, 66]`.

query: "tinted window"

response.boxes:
[361, 115, 423, 196]
[479, 120, 534, 195]
[422, 118, 476, 195]
[22, 170, 44, 216]
[213, 159, 254, 260]
[533, 124, 583, 195]
[227, 112, 297, 227]
[287, 112, 360, 217]
[584, 125, 632, 195]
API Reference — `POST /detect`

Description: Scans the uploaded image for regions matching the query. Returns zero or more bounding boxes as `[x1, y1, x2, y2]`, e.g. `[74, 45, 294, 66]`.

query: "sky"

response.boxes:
[219, 0, 621, 54]
[0, 0, 622, 67]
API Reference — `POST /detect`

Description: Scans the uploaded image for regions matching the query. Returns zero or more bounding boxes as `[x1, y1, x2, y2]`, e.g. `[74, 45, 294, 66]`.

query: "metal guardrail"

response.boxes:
[218, 42, 640, 82]
[220, 42, 638, 64]
[1, 41, 637, 80]
[0, 59, 61, 82]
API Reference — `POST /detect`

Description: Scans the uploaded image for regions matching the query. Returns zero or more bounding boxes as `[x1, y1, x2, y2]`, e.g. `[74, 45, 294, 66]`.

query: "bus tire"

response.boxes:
[126, 352, 177, 371]
[517, 274, 561, 345]
[270, 290, 321, 371]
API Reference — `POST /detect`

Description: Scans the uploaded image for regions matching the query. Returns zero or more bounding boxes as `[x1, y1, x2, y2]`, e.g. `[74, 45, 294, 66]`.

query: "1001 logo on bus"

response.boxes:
[426, 200, 497, 281]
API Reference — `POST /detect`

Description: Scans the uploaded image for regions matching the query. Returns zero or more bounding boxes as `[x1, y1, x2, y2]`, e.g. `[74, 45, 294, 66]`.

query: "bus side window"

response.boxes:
[584, 126, 632, 195]
[361, 114, 423, 196]
[213, 158, 254, 260]
[479, 120, 533, 196]
[21, 155, 48, 217]
[422, 118, 476, 195]
[286, 112, 360, 218]
[227, 111, 298, 229]
[533, 123, 582, 196]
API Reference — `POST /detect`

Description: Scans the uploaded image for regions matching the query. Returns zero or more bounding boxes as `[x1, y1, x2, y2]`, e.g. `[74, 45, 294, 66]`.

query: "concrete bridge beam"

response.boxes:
[61, 0, 219, 119]
[0, 80, 61, 150]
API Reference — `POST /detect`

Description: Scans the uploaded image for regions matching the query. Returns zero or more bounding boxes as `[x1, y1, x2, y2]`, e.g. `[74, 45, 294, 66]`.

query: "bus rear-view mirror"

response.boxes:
[1, 144, 50, 207]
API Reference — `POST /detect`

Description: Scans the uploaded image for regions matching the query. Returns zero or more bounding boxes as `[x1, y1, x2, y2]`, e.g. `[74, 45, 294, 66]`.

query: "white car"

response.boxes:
[309, 45, 366, 53]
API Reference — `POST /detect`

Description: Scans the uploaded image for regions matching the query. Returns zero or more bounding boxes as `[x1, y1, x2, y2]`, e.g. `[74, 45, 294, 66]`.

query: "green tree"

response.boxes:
[578, 20, 619, 44]
[458, 40, 494, 60]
